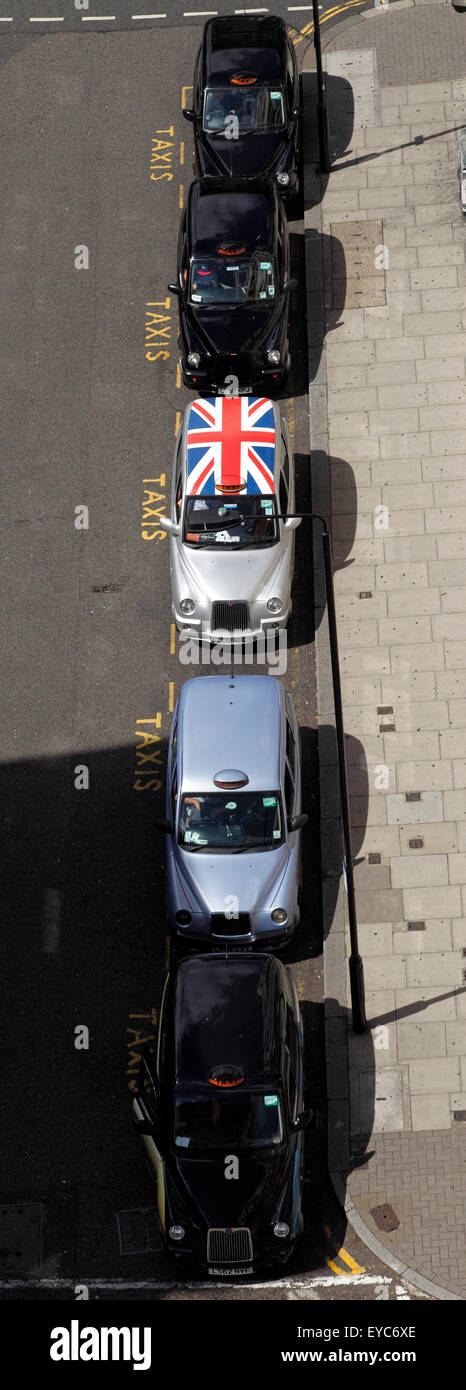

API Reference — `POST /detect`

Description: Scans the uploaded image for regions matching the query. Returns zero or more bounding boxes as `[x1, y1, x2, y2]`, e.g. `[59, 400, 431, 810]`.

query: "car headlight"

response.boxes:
[277, 172, 290, 187]
[266, 349, 281, 366]
[175, 910, 192, 926]
[187, 351, 201, 368]
[180, 598, 195, 615]
[267, 597, 282, 614]
[169, 1225, 185, 1242]
[273, 1222, 290, 1239]
[271, 908, 287, 925]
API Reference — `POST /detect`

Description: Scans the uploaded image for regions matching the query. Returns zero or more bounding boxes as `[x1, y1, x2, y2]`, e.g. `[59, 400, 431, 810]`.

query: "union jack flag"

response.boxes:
[186, 396, 276, 496]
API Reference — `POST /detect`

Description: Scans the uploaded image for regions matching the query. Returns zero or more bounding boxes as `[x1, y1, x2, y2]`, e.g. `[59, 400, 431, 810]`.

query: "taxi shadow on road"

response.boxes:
[288, 450, 356, 651]
[306, 228, 348, 388]
[287, 724, 369, 967]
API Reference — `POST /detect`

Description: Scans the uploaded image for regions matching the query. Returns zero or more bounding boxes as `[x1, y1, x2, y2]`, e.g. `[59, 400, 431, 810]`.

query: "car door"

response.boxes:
[177, 208, 189, 294]
[279, 420, 296, 600]
[283, 974, 305, 1236]
[284, 694, 303, 910]
[167, 702, 179, 829]
[286, 693, 302, 817]
[133, 1047, 168, 1231]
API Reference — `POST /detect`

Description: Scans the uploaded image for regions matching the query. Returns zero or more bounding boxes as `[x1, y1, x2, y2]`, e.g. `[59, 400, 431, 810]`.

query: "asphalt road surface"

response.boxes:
[0, 7, 420, 1304]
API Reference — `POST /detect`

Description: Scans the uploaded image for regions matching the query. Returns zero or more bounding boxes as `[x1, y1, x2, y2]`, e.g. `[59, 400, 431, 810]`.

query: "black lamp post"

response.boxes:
[312, 0, 332, 174]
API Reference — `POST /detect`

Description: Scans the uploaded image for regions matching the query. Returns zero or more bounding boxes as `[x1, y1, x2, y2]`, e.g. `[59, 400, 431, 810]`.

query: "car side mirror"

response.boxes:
[284, 515, 301, 531]
[168, 283, 182, 297]
[288, 812, 308, 832]
[291, 1107, 314, 1132]
[283, 277, 298, 294]
[154, 817, 174, 834]
[183, 108, 195, 123]
[158, 516, 180, 536]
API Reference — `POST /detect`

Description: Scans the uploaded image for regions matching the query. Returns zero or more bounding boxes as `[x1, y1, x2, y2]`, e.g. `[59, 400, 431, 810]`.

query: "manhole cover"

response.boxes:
[116, 1208, 162, 1256]
[370, 1203, 399, 1233]
[0, 1203, 43, 1273]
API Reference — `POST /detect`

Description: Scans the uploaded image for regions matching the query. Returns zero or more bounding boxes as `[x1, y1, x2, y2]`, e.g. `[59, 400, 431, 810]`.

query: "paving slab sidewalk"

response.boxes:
[303, 0, 466, 1299]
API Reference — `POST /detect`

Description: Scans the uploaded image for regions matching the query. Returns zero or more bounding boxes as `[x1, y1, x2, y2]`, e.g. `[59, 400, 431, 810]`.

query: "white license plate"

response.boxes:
[218, 385, 252, 396]
[208, 1265, 252, 1276]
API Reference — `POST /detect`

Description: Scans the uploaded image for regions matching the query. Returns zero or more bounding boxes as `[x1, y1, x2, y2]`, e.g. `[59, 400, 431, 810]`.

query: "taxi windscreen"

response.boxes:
[179, 791, 283, 851]
[174, 1091, 283, 1150]
[190, 254, 275, 305]
[203, 86, 285, 134]
[184, 495, 278, 547]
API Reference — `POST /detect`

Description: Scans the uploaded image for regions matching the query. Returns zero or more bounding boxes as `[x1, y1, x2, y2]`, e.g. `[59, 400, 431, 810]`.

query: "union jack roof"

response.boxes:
[186, 396, 276, 496]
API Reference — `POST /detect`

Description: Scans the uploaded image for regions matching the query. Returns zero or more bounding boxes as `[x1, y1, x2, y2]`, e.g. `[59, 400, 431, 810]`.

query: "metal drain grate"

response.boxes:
[370, 1203, 399, 1233]
[116, 1208, 162, 1256]
[0, 1203, 43, 1273]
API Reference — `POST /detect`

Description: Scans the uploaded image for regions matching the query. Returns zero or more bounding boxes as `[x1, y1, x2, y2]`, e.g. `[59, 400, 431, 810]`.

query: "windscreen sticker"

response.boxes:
[260, 261, 271, 269]
[191, 293, 202, 301]
[259, 291, 266, 298]
[268, 287, 275, 296]
[175, 1136, 190, 1147]
[270, 93, 281, 100]
[215, 531, 240, 543]
[273, 829, 281, 839]
[226, 801, 237, 810]
[263, 796, 276, 807]
[261, 501, 273, 514]
[264, 1094, 279, 1106]
[226, 265, 239, 271]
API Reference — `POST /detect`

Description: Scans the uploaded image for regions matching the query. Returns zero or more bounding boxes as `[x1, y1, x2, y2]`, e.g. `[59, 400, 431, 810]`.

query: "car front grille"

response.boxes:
[211, 913, 252, 937]
[211, 601, 250, 633]
[207, 1228, 253, 1267]
[213, 354, 252, 387]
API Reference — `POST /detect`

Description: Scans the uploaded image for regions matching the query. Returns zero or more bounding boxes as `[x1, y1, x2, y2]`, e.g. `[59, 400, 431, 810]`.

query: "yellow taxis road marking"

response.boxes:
[180, 141, 185, 165]
[141, 474, 167, 541]
[150, 130, 174, 182]
[127, 1019, 156, 1090]
[176, 361, 182, 389]
[293, 0, 371, 43]
[168, 681, 175, 713]
[179, 183, 184, 208]
[182, 85, 193, 108]
[134, 714, 163, 792]
[170, 623, 176, 655]
[145, 299, 171, 362]
[175, 410, 181, 437]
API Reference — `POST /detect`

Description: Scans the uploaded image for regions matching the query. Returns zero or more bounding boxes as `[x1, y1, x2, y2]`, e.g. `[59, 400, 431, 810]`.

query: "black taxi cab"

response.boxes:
[132, 953, 313, 1276]
[168, 177, 296, 394]
[184, 14, 301, 199]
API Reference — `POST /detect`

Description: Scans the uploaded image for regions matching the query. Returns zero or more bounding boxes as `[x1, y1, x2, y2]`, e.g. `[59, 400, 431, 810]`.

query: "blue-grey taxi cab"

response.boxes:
[155, 674, 308, 946]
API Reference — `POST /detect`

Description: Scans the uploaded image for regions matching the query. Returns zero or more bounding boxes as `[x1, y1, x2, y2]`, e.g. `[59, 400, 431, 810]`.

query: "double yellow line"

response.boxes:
[324, 1225, 365, 1275]
[293, 0, 373, 45]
